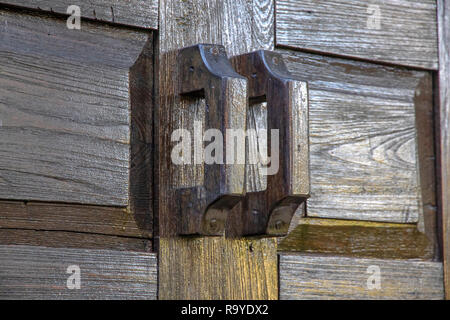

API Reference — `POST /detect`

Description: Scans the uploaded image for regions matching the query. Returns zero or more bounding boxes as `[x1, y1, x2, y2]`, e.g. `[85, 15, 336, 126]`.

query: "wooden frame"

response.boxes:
[437, 0, 450, 300]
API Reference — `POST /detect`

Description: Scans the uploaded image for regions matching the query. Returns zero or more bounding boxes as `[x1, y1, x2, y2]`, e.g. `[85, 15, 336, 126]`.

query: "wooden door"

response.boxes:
[156, 0, 447, 300]
[0, 2, 158, 299]
[0, 0, 449, 300]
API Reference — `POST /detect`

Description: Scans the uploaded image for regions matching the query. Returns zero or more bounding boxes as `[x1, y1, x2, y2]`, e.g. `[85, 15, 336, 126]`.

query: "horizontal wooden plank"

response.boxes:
[1, 0, 158, 29]
[280, 49, 428, 223]
[0, 10, 151, 206]
[280, 254, 444, 299]
[279, 218, 433, 260]
[276, 0, 438, 70]
[0, 201, 151, 238]
[0, 245, 157, 299]
[0, 229, 152, 252]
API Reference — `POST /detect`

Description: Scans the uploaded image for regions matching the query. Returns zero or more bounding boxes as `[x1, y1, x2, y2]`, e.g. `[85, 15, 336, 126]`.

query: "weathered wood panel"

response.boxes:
[0, 245, 157, 299]
[159, 238, 277, 299]
[158, 0, 278, 299]
[0, 10, 152, 211]
[0, 200, 151, 238]
[0, 229, 152, 252]
[280, 254, 444, 300]
[437, 0, 450, 300]
[0, 0, 158, 29]
[279, 218, 433, 260]
[280, 50, 428, 223]
[276, 0, 438, 70]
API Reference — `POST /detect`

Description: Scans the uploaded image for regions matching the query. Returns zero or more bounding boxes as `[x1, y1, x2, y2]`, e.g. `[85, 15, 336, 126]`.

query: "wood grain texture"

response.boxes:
[280, 49, 429, 223]
[0, 201, 151, 238]
[275, 0, 438, 70]
[158, 0, 278, 299]
[0, 8, 153, 222]
[280, 254, 444, 300]
[129, 31, 154, 236]
[1, 0, 158, 29]
[0, 245, 157, 299]
[279, 218, 433, 260]
[437, 0, 450, 300]
[159, 238, 277, 299]
[414, 74, 439, 257]
[0, 229, 152, 252]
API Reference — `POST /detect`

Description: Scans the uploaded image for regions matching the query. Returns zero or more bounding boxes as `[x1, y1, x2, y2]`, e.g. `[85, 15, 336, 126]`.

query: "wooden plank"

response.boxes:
[159, 238, 277, 299]
[275, 0, 438, 70]
[279, 49, 429, 223]
[280, 254, 444, 300]
[279, 218, 433, 260]
[0, 245, 157, 299]
[0, 9, 153, 219]
[1, 0, 158, 29]
[158, 0, 278, 299]
[0, 201, 151, 238]
[0, 229, 152, 252]
[437, 0, 450, 300]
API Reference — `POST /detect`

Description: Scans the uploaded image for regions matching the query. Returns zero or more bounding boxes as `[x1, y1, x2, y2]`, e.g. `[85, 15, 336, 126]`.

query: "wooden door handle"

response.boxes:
[232, 50, 310, 236]
[176, 44, 247, 235]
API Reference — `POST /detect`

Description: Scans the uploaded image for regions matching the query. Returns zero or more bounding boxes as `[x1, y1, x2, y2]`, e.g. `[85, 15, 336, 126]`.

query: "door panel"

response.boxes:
[0, 9, 154, 237]
[0, 6, 155, 299]
[0, 0, 446, 300]
[0, 9, 151, 206]
[280, 254, 443, 299]
[279, 49, 430, 224]
[0, 245, 157, 299]
[274, 0, 443, 300]
[276, 0, 438, 70]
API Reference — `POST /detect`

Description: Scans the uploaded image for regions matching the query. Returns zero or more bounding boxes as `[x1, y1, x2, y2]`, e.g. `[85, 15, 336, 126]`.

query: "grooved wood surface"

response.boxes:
[0, 229, 152, 252]
[275, 0, 438, 70]
[279, 218, 433, 260]
[159, 238, 278, 300]
[279, 49, 429, 223]
[0, 245, 157, 299]
[437, 0, 450, 300]
[1, 0, 158, 29]
[280, 254, 444, 300]
[0, 201, 151, 238]
[0, 10, 152, 208]
[158, 0, 278, 299]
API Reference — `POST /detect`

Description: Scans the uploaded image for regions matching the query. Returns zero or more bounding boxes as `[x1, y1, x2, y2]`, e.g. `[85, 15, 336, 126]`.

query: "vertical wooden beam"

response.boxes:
[437, 0, 450, 299]
[415, 73, 439, 257]
[157, 0, 278, 299]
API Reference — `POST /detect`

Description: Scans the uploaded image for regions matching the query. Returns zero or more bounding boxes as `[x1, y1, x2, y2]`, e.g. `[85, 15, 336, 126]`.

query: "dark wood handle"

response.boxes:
[177, 44, 247, 235]
[232, 50, 310, 236]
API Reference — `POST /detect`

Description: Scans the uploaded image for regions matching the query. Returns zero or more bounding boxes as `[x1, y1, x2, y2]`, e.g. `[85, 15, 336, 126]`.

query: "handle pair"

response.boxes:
[176, 44, 309, 237]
